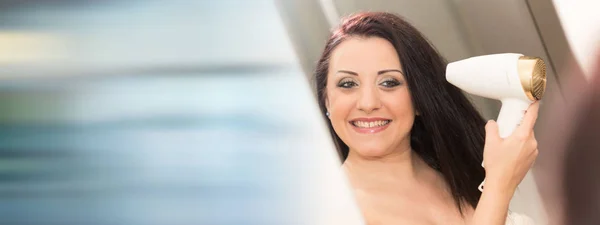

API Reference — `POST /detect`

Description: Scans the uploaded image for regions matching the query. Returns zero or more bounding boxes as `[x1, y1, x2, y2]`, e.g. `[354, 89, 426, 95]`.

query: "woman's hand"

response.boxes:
[483, 101, 540, 194]
[468, 102, 540, 225]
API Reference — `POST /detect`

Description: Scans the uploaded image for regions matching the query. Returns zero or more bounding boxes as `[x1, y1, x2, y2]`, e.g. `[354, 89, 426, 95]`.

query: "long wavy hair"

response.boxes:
[314, 12, 487, 212]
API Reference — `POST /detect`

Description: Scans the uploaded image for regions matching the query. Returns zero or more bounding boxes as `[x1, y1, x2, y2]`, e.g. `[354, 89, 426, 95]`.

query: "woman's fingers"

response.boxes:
[485, 120, 501, 144]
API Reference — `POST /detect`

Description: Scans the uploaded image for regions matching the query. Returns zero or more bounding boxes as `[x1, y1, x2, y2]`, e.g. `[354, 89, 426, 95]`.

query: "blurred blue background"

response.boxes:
[0, 1, 361, 224]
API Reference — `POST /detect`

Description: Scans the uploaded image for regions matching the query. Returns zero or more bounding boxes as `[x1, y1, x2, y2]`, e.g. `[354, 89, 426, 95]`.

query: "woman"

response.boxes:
[315, 12, 539, 224]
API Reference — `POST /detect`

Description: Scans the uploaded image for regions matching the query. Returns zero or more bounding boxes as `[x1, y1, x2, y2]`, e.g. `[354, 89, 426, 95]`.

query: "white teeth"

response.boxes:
[353, 120, 390, 128]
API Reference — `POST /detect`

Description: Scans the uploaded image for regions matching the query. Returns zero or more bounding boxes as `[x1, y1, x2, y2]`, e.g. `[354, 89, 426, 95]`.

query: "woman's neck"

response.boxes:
[342, 144, 433, 189]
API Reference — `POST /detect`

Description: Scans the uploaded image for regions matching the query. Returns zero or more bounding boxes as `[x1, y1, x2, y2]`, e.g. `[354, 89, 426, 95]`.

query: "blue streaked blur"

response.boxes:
[0, 72, 319, 225]
[0, 1, 361, 224]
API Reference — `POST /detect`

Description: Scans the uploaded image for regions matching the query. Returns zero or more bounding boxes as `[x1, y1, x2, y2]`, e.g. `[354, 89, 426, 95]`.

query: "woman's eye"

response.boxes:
[337, 81, 358, 89]
[380, 79, 401, 88]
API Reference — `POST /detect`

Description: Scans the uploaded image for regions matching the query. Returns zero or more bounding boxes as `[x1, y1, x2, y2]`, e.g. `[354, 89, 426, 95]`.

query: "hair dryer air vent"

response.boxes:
[518, 56, 547, 100]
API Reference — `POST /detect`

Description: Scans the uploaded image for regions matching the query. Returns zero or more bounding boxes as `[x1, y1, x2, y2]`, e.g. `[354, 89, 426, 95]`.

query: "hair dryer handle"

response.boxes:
[497, 99, 532, 138]
[479, 99, 531, 192]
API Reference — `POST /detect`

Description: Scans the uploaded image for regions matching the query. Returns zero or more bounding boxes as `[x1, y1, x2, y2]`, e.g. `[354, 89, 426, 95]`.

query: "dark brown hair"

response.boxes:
[315, 12, 486, 212]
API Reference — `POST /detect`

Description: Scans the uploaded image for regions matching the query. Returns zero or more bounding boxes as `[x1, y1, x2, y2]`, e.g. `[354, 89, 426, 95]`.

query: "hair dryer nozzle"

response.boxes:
[517, 56, 547, 101]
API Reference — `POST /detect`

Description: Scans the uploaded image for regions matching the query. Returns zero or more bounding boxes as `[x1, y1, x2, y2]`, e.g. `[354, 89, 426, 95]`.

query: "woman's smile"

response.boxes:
[349, 117, 392, 134]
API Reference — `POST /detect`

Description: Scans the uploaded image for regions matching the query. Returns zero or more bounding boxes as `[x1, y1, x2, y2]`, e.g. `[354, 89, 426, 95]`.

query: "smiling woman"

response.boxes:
[315, 12, 538, 225]
[326, 37, 416, 158]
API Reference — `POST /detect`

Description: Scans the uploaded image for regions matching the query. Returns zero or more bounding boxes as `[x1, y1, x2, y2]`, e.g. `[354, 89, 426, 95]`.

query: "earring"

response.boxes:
[326, 112, 330, 117]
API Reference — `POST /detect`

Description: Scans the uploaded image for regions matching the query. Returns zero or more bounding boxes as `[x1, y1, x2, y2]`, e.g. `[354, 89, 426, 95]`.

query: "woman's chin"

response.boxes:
[351, 144, 393, 158]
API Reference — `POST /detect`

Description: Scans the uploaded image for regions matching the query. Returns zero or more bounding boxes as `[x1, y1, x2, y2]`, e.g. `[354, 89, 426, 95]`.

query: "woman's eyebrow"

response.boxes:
[377, 69, 404, 75]
[336, 69, 403, 76]
[336, 70, 358, 76]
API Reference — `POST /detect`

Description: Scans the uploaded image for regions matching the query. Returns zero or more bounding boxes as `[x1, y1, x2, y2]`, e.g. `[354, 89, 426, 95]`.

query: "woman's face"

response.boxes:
[325, 36, 416, 157]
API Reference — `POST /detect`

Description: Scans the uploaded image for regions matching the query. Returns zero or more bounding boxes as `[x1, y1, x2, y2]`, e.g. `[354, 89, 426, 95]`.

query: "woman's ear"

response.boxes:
[325, 98, 331, 118]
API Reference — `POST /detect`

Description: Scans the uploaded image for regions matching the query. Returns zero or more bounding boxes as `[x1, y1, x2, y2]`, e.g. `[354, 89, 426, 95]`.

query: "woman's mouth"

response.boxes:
[349, 118, 392, 134]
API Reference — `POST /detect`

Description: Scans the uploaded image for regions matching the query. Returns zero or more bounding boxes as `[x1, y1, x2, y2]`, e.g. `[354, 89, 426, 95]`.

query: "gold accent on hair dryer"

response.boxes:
[518, 56, 547, 101]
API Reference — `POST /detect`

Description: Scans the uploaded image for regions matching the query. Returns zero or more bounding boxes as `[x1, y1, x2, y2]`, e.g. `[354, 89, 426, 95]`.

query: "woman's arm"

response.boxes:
[469, 102, 540, 225]
[469, 180, 514, 224]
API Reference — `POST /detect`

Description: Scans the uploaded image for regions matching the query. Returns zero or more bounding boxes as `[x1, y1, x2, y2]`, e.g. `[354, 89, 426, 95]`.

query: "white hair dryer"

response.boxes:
[446, 53, 547, 191]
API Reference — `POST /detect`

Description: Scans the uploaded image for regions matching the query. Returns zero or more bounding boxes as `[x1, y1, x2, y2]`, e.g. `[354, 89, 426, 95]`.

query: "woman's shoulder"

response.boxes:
[506, 211, 535, 225]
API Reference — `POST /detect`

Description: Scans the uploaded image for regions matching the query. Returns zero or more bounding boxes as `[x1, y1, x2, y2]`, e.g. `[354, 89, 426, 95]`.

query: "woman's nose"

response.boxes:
[356, 85, 382, 114]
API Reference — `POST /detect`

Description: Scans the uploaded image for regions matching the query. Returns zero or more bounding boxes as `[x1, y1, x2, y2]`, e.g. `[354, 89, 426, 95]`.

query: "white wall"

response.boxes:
[553, 0, 600, 79]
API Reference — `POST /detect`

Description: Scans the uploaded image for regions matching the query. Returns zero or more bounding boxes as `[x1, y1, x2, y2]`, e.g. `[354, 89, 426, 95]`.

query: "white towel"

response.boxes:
[506, 212, 535, 225]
